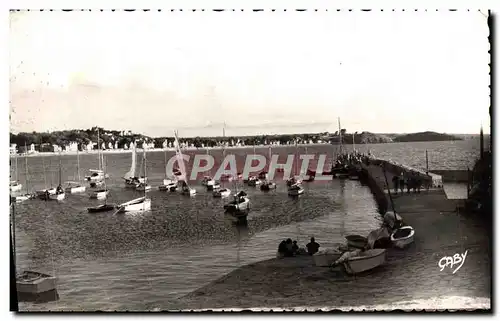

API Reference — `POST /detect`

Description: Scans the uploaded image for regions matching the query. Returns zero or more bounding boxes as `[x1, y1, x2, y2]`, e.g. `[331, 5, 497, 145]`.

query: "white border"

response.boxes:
[2, 1, 498, 320]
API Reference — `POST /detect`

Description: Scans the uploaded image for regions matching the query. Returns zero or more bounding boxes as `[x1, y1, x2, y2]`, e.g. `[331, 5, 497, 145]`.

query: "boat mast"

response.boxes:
[338, 117, 343, 155]
[164, 147, 168, 179]
[15, 151, 19, 182]
[425, 150, 429, 175]
[97, 128, 101, 171]
[103, 156, 108, 205]
[352, 132, 356, 153]
[24, 142, 29, 194]
[11, 200, 17, 273]
[41, 141, 47, 188]
[77, 148, 81, 183]
[58, 151, 62, 187]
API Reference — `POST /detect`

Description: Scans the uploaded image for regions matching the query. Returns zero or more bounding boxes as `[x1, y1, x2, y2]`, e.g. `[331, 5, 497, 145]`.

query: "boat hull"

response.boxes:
[89, 190, 109, 199]
[12, 194, 34, 203]
[313, 250, 343, 267]
[343, 249, 386, 274]
[213, 189, 231, 198]
[135, 184, 152, 192]
[181, 189, 197, 196]
[159, 183, 178, 192]
[390, 226, 415, 249]
[87, 204, 116, 213]
[48, 193, 65, 201]
[10, 184, 23, 192]
[65, 186, 86, 194]
[16, 271, 57, 294]
[118, 198, 152, 212]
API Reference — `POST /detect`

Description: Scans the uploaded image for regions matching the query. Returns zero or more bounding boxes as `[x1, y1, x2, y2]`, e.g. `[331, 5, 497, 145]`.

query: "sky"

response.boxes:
[9, 10, 490, 137]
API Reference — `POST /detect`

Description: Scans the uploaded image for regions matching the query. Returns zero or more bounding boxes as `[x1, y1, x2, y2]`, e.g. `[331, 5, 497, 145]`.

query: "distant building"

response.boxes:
[114, 141, 118, 149]
[53, 144, 62, 152]
[65, 141, 78, 152]
[10, 144, 17, 155]
[108, 142, 114, 149]
[85, 141, 93, 152]
[123, 143, 129, 150]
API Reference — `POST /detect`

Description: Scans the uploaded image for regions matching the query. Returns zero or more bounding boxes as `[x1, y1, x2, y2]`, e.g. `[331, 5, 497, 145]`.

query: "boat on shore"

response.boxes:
[390, 226, 415, 249]
[247, 176, 262, 186]
[213, 187, 231, 198]
[334, 248, 387, 274]
[345, 235, 368, 249]
[260, 181, 277, 191]
[224, 191, 250, 214]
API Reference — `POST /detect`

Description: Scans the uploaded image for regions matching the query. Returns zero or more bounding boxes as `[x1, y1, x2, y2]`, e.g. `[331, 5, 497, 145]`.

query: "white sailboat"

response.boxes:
[224, 175, 250, 216]
[159, 147, 178, 192]
[174, 130, 196, 196]
[123, 142, 145, 188]
[36, 151, 56, 199]
[90, 156, 110, 199]
[10, 151, 22, 192]
[213, 143, 231, 198]
[135, 147, 152, 192]
[87, 129, 109, 185]
[286, 140, 303, 187]
[117, 142, 152, 213]
[261, 145, 277, 191]
[88, 156, 115, 213]
[12, 145, 35, 203]
[65, 148, 86, 193]
[48, 153, 65, 201]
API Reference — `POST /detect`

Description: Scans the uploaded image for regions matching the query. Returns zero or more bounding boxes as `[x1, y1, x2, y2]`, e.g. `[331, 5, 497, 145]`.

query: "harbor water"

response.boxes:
[11, 139, 484, 311]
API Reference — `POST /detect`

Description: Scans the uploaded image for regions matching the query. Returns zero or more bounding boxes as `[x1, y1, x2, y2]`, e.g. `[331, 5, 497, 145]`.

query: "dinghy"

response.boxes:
[202, 176, 216, 187]
[89, 189, 110, 199]
[224, 191, 250, 213]
[260, 181, 277, 191]
[49, 156, 65, 201]
[247, 176, 262, 186]
[335, 248, 387, 275]
[313, 248, 343, 267]
[288, 183, 304, 196]
[87, 203, 116, 213]
[390, 226, 415, 249]
[345, 235, 368, 249]
[213, 187, 231, 198]
[159, 182, 178, 192]
[117, 196, 151, 213]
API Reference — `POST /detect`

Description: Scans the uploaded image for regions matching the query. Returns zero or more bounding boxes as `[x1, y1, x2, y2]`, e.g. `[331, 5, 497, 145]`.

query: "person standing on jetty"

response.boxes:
[306, 237, 320, 256]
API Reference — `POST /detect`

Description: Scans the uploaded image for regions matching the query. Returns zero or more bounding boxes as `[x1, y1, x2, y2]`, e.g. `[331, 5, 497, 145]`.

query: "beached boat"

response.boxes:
[89, 188, 110, 199]
[202, 176, 216, 188]
[345, 235, 368, 249]
[383, 211, 404, 230]
[390, 226, 415, 249]
[117, 196, 151, 213]
[247, 176, 262, 186]
[288, 183, 304, 196]
[159, 182, 178, 192]
[335, 248, 387, 274]
[87, 203, 116, 213]
[213, 187, 231, 198]
[313, 248, 343, 267]
[260, 181, 277, 191]
[36, 188, 56, 200]
[16, 271, 58, 295]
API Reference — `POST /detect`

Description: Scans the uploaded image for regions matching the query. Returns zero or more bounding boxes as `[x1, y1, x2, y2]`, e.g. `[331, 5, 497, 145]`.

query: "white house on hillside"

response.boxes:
[65, 141, 78, 152]
[10, 144, 17, 155]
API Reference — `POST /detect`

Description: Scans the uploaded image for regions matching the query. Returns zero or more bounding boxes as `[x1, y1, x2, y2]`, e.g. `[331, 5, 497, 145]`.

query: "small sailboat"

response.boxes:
[135, 147, 152, 192]
[224, 191, 250, 215]
[86, 129, 110, 184]
[261, 145, 277, 190]
[382, 165, 415, 249]
[159, 148, 178, 192]
[288, 183, 304, 196]
[247, 176, 262, 186]
[117, 142, 152, 213]
[173, 130, 196, 196]
[286, 140, 303, 187]
[213, 146, 231, 197]
[87, 157, 115, 213]
[90, 155, 110, 199]
[65, 149, 86, 193]
[10, 152, 22, 192]
[36, 152, 56, 200]
[12, 146, 35, 203]
[116, 196, 151, 213]
[260, 181, 277, 191]
[48, 154, 65, 201]
[123, 142, 144, 188]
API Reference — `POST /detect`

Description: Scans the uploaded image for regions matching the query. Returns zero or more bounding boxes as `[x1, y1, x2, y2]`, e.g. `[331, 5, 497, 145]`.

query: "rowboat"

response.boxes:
[87, 203, 116, 213]
[335, 248, 387, 275]
[158, 182, 178, 192]
[213, 187, 231, 198]
[260, 181, 277, 191]
[390, 226, 415, 249]
[345, 235, 368, 249]
[313, 248, 343, 267]
[64, 181, 86, 194]
[287, 183, 304, 196]
[16, 271, 57, 295]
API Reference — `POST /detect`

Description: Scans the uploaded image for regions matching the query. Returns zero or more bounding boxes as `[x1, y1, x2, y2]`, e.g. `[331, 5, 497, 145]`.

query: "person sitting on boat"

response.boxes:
[284, 238, 294, 257]
[292, 240, 299, 254]
[56, 185, 64, 194]
[277, 240, 287, 258]
[306, 237, 320, 256]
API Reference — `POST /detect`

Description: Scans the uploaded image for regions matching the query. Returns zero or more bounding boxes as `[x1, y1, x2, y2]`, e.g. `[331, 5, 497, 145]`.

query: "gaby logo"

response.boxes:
[438, 250, 468, 274]
[164, 153, 341, 181]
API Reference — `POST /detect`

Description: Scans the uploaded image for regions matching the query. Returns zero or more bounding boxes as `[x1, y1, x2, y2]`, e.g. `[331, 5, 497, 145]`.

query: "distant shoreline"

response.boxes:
[10, 143, 340, 158]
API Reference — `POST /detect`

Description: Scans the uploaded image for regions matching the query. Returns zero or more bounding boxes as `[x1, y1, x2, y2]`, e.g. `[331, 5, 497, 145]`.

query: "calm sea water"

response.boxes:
[11, 139, 483, 311]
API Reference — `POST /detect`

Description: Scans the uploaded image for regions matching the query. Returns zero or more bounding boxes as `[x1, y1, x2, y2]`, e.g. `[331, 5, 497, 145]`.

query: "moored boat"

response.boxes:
[87, 203, 116, 213]
[335, 248, 387, 274]
[260, 181, 277, 191]
[202, 176, 216, 187]
[135, 182, 152, 192]
[159, 182, 178, 192]
[287, 183, 304, 196]
[224, 191, 250, 213]
[16, 271, 58, 295]
[89, 189, 110, 199]
[48, 189, 65, 201]
[10, 181, 22, 193]
[390, 226, 415, 249]
[65, 181, 86, 194]
[213, 187, 231, 198]
[247, 176, 261, 186]
[117, 196, 151, 213]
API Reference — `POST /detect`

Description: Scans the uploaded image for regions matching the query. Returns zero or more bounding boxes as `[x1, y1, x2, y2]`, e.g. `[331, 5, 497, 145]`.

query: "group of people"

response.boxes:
[277, 237, 321, 257]
[391, 172, 425, 194]
[333, 151, 372, 169]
